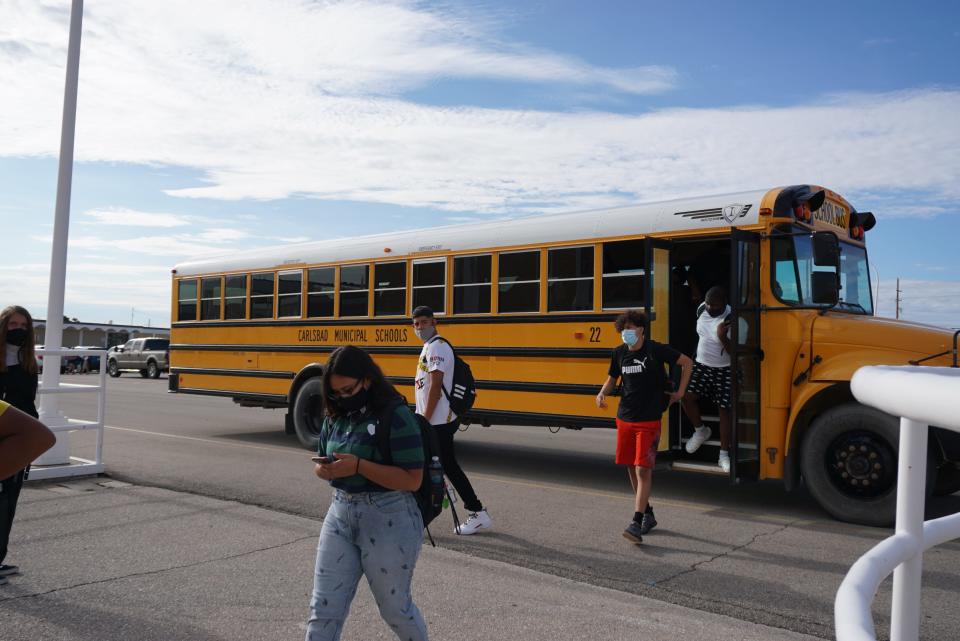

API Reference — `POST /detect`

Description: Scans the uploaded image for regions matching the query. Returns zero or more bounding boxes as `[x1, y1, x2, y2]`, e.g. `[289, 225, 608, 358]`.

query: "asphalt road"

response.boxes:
[50, 374, 960, 640]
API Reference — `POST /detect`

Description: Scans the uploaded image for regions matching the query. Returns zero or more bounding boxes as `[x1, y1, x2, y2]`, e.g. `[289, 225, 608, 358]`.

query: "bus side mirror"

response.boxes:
[811, 272, 839, 306]
[812, 232, 840, 267]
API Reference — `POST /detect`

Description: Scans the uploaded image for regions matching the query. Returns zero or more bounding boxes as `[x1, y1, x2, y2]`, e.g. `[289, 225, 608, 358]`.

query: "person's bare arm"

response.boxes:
[718, 318, 733, 355]
[0, 405, 55, 478]
[668, 354, 694, 405]
[315, 455, 423, 491]
[596, 375, 617, 408]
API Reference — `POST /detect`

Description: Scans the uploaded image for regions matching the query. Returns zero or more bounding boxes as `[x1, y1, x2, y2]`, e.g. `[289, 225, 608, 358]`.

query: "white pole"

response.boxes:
[890, 417, 927, 641]
[36, 0, 84, 465]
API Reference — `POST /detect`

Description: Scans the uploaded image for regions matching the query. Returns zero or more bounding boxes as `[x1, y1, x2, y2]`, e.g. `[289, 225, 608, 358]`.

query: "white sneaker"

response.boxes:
[455, 509, 492, 535]
[685, 426, 712, 453]
[718, 450, 731, 473]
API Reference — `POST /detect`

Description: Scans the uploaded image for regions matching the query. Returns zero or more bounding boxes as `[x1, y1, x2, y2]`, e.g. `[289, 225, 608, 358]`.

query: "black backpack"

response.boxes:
[374, 398, 445, 541]
[428, 336, 477, 418]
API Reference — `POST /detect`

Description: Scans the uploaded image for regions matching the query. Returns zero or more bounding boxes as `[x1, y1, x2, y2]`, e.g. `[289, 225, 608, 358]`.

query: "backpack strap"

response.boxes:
[696, 302, 707, 319]
[373, 396, 406, 466]
[426, 335, 456, 404]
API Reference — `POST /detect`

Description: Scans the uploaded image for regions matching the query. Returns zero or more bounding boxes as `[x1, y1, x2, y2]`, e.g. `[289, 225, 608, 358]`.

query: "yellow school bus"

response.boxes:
[169, 185, 959, 526]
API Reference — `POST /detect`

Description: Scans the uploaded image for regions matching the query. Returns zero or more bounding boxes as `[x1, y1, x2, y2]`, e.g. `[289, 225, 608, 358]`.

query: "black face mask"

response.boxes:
[6, 328, 27, 347]
[334, 387, 369, 413]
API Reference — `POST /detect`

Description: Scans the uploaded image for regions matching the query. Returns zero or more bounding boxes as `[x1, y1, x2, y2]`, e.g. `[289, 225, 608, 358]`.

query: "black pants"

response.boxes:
[435, 421, 483, 513]
[0, 469, 26, 565]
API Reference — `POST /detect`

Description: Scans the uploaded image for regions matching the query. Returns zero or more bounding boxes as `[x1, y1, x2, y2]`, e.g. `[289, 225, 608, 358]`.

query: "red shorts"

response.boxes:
[615, 418, 662, 468]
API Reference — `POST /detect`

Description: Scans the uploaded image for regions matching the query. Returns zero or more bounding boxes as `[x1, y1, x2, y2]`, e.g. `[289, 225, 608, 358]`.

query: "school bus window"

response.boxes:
[374, 262, 406, 316]
[454, 255, 491, 314]
[307, 267, 335, 318]
[177, 279, 198, 321]
[601, 239, 645, 309]
[498, 250, 539, 313]
[278, 270, 303, 318]
[250, 272, 275, 319]
[548, 246, 593, 311]
[837, 244, 873, 314]
[339, 264, 370, 317]
[412, 259, 445, 314]
[224, 275, 247, 320]
[200, 277, 222, 320]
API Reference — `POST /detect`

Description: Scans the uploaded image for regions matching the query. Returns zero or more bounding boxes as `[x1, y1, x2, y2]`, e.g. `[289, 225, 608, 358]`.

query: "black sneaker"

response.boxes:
[640, 509, 658, 535]
[0, 564, 18, 577]
[622, 521, 643, 544]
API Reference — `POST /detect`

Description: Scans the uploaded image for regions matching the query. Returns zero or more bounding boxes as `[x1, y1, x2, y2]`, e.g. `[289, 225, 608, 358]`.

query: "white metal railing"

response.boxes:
[29, 347, 107, 480]
[836, 366, 960, 641]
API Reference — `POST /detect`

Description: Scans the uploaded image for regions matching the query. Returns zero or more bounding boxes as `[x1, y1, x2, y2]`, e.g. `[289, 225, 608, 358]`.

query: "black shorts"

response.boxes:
[687, 362, 732, 409]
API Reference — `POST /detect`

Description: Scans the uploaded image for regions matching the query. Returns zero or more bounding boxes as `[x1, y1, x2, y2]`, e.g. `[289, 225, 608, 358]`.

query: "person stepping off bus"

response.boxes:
[597, 310, 692, 544]
[411, 306, 492, 536]
[683, 287, 734, 472]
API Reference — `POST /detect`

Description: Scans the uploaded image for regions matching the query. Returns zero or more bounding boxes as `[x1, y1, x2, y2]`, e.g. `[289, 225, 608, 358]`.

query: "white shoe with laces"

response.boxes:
[685, 426, 712, 453]
[718, 450, 731, 473]
[455, 509, 492, 535]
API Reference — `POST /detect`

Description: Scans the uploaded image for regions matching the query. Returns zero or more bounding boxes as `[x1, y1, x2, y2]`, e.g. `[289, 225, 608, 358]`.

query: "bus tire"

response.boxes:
[801, 402, 934, 527]
[292, 377, 325, 450]
[108, 360, 121, 377]
[934, 462, 960, 496]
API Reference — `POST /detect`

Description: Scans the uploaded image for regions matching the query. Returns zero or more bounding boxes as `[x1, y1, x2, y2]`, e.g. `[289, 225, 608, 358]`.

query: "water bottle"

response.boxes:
[428, 456, 444, 511]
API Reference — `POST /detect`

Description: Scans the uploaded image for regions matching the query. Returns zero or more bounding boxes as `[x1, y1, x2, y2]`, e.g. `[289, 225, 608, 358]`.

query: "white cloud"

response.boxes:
[83, 207, 191, 227]
[2, 0, 956, 217]
[874, 279, 960, 328]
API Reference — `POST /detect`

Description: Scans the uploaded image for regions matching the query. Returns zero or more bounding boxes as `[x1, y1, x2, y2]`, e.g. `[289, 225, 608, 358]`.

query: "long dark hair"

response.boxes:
[0, 305, 38, 375]
[322, 345, 403, 418]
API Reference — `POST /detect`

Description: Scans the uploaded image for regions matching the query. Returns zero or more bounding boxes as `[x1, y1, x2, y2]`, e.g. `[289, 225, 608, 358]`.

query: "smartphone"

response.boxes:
[311, 455, 336, 464]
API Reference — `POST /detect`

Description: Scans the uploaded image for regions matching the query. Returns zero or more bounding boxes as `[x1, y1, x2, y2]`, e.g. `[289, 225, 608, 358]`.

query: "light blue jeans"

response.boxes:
[305, 489, 428, 641]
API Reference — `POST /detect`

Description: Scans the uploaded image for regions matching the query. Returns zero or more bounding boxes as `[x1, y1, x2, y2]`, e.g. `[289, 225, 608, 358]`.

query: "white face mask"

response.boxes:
[415, 326, 436, 342]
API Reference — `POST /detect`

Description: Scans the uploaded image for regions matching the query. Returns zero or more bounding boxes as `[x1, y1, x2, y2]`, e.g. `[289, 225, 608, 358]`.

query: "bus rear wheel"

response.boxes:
[934, 462, 960, 496]
[801, 402, 933, 527]
[292, 377, 325, 450]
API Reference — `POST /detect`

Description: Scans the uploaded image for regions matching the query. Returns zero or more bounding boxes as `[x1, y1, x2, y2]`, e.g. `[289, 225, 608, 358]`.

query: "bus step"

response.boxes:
[671, 460, 728, 476]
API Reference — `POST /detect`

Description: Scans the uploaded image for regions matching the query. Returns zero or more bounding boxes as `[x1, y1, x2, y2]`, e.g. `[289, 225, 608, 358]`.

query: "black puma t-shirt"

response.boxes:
[608, 340, 681, 422]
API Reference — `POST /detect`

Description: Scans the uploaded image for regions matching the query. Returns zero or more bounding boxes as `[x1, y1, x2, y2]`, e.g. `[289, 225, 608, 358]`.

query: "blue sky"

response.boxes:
[1, 0, 958, 329]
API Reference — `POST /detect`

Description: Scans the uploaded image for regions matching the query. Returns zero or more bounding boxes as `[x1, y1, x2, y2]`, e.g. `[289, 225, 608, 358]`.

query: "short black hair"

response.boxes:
[705, 286, 728, 305]
[614, 309, 649, 334]
[412, 305, 434, 319]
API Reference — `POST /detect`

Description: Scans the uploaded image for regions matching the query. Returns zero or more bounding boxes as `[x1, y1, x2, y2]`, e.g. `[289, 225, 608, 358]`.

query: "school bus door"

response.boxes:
[644, 238, 672, 450]
[730, 229, 761, 481]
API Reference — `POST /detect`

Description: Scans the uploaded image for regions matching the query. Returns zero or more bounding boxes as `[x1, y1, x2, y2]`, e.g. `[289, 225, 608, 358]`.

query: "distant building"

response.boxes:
[33, 319, 170, 349]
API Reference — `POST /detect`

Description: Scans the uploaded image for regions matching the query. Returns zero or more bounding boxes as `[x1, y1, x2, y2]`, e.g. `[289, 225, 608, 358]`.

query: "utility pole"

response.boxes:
[895, 278, 902, 319]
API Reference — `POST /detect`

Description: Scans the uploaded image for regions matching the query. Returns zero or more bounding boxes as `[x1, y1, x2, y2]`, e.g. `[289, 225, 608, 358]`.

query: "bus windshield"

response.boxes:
[771, 228, 873, 314]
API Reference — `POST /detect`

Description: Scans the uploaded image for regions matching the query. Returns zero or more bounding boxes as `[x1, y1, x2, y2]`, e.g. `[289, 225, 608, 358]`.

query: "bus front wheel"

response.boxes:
[801, 402, 934, 527]
[292, 377, 325, 450]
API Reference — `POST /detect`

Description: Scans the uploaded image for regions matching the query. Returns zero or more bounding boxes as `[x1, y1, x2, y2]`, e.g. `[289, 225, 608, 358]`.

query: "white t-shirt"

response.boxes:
[415, 336, 457, 425]
[695, 304, 732, 368]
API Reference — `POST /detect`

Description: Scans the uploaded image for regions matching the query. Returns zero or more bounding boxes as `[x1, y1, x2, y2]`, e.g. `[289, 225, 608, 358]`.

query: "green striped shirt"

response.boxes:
[319, 404, 424, 493]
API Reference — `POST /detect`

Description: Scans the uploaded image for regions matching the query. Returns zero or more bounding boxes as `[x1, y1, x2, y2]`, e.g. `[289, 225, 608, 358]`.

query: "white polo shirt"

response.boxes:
[415, 336, 457, 425]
